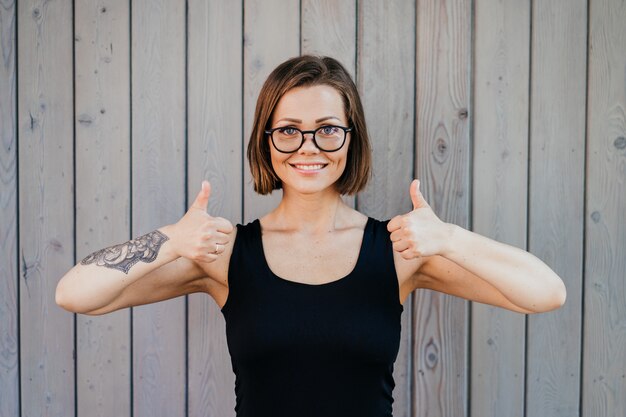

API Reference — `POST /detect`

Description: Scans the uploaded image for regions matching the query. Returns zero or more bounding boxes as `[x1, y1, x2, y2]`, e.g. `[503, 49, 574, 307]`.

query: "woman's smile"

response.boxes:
[289, 161, 329, 173]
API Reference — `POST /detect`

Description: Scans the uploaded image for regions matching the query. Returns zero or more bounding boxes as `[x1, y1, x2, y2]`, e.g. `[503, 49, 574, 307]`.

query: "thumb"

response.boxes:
[191, 180, 211, 211]
[410, 179, 427, 210]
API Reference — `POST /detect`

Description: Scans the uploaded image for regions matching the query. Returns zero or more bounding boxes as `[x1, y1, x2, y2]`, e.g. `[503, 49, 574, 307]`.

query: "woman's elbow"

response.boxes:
[55, 280, 96, 315]
[531, 278, 567, 314]
[550, 279, 567, 310]
[55, 282, 80, 313]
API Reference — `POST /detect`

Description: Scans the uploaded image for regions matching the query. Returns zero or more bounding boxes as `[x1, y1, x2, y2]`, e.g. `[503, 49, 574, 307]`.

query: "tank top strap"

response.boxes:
[221, 219, 263, 314]
[358, 218, 403, 313]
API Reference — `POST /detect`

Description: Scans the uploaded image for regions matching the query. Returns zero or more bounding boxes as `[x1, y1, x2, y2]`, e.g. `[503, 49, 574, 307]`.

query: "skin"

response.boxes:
[55, 84, 566, 316]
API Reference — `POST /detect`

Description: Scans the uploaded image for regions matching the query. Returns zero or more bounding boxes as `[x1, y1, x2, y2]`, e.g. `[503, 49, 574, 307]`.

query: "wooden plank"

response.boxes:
[131, 1, 186, 415]
[357, 1, 415, 416]
[413, 0, 472, 416]
[243, 0, 300, 223]
[301, 0, 355, 78]
[17, 1, 75, 416]
[187, 1, 242, 416]
[471, 1, 529, 416]
[583, 0, 626, 416]
[301, 0, 357, 210]
[74, 1, 131, 416]
[525, 0, 587, 416]
[0, 1, 18, 416]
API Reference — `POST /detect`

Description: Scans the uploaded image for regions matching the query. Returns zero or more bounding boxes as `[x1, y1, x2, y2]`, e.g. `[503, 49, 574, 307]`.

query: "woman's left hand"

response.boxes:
[387, 179, 455, 259]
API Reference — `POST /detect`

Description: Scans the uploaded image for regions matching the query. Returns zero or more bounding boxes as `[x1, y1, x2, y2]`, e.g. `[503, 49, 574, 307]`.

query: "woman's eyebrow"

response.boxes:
[276, 117, 302, 123]
[275, 116, 341, 124]
[315, 116, 341, 123]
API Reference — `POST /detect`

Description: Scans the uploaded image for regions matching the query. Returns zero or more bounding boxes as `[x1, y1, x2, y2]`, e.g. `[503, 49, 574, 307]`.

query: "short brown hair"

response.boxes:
[247, 55, 372, 195]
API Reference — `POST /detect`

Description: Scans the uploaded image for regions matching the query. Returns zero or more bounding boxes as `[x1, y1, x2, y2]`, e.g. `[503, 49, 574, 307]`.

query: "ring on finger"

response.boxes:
[213, 243, 223, 255]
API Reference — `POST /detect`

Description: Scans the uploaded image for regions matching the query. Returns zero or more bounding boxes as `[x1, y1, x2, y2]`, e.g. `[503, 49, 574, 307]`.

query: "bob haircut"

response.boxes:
[247, 55, 372, 195]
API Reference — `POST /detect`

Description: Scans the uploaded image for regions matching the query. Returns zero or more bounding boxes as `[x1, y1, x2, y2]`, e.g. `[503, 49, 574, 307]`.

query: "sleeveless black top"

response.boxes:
[220, 217, 404, 417]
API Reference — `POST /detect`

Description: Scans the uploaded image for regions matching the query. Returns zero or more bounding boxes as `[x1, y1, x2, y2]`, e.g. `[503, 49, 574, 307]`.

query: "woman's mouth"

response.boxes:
[289, 163, 328, 173]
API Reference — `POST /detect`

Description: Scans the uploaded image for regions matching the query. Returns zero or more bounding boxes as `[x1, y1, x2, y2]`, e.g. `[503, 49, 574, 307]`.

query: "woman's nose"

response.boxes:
[298, 132, 320, 154]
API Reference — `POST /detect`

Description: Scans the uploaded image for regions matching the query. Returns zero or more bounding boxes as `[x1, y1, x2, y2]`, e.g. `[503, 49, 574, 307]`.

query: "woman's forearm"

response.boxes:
[55, 225, 179, 313]
[441, 224, 567, 312]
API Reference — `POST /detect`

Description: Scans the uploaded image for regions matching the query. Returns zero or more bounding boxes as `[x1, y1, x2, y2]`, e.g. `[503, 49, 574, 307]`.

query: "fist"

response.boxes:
[387, 179, 453, 259]
[170, 180, 234, 263]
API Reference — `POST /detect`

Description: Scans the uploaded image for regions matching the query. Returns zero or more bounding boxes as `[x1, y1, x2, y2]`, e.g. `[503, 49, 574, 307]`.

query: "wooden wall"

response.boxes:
[1, 0, 624, 416]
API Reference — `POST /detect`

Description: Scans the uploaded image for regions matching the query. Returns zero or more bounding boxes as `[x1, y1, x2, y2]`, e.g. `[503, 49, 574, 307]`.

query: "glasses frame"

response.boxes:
[265, 125, 353, 153]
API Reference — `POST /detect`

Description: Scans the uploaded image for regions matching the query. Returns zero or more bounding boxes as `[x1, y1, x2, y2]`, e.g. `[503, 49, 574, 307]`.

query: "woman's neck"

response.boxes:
[264, 187, 353, 233]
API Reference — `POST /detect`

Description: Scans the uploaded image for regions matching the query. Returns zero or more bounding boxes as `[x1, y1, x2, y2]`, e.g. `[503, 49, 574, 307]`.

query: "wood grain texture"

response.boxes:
[357, 1, 415, 415]
[187, 1, 242, 416]
[131, 1, 186, 415]
[301, 0, 356, 77]
[526, 0, 587, 416]
[243, 0, 300, 223]
[413, 0, 472, 416]
[583, 0, 626, 416]
[6, 2, 626, 417]
[0, 1, 18, 416]
[74, 1, 131, 416]
[471, 1, 529, 416]
[301, 0, 357, 209]
[18, 1, 75, 416]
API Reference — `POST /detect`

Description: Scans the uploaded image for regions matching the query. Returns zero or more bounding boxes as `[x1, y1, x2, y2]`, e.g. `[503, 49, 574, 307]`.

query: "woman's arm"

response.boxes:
[56, 181, 233, 315]
[389, 179, 566, 314]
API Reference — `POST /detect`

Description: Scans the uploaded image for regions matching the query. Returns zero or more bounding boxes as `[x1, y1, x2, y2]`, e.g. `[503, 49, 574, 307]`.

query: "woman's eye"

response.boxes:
[320, 126, 338, 135]
[279, 127, 298, 136]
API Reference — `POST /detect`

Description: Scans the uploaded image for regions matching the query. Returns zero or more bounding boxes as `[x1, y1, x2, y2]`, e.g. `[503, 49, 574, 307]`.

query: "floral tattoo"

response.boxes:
[80, 230, 169, 274]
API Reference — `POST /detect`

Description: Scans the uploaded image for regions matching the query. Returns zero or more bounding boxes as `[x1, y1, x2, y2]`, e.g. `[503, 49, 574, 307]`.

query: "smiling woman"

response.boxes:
[247, 56, 372, 196]
[267, 85, 352, 195]
[56, 55, 566, 417]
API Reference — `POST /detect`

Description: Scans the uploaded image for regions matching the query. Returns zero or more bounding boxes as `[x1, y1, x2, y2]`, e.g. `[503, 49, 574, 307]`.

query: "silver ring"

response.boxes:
[213, 243, 222, 255]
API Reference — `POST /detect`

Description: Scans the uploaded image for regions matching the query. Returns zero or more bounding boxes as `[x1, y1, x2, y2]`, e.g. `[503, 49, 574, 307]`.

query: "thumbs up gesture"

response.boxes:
[170, 180, 234, 263]
[387, 179, 454, 259]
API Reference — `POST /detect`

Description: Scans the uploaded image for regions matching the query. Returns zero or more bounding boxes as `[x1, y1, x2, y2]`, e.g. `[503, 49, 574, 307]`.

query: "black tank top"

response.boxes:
[220, 217, 404, 417]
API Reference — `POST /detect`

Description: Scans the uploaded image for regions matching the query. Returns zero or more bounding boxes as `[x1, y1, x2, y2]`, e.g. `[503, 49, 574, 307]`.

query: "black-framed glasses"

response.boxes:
[265, 125, 353, 153]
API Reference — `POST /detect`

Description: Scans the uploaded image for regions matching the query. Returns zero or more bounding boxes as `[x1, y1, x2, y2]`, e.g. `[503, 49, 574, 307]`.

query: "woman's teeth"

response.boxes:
[294, 164, 325, 170]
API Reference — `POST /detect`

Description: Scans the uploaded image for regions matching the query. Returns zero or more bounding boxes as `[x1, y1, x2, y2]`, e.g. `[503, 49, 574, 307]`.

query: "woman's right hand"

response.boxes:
[168, 180, 234, 264]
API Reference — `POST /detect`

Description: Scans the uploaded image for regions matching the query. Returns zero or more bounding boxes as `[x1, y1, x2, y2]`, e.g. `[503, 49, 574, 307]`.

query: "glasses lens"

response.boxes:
[272, 127, 302, 152]
[315, 126, 345, 151]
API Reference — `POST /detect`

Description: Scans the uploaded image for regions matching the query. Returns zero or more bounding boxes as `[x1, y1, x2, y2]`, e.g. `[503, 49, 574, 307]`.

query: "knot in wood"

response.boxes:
[77, 114, 93, 126]
[434, 137, 449, 164]
[591, 211, 601, 223]
[424, 339, 439, 369]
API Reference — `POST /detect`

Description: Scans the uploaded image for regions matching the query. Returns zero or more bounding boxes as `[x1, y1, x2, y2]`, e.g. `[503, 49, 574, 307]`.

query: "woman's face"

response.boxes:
[268, 84, 350, 196]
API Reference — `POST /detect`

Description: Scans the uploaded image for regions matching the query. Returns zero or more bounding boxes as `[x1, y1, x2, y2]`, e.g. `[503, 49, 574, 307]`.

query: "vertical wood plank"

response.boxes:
[18, 1, 75, 416]
[413, 0, 472, 416]
[583, 0, 626, 416]
[526, 0, 587, 416]
[357, 1, 415, 416]
[243, 0, 300, 222]
[471, 1, 529, 416]
[75, 1, 131, 416]
[301, 0, 355, 78]
[131, 1, 186, 415]
[187, 1, 242, 416]
[0, 1, 18, 416]
[301, 0, 356, 209]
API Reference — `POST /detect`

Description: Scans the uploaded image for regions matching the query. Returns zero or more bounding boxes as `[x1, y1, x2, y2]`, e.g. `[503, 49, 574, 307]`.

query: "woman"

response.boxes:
[56, 55, 566, 416]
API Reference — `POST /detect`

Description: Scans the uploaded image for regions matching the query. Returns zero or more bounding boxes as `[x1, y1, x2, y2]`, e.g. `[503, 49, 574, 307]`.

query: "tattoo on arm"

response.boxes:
[80, 230, 170, 274]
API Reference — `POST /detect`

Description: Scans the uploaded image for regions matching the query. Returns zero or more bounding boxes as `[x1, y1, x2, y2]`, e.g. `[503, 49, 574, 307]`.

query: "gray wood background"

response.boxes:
[1, 0, 624, 416]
